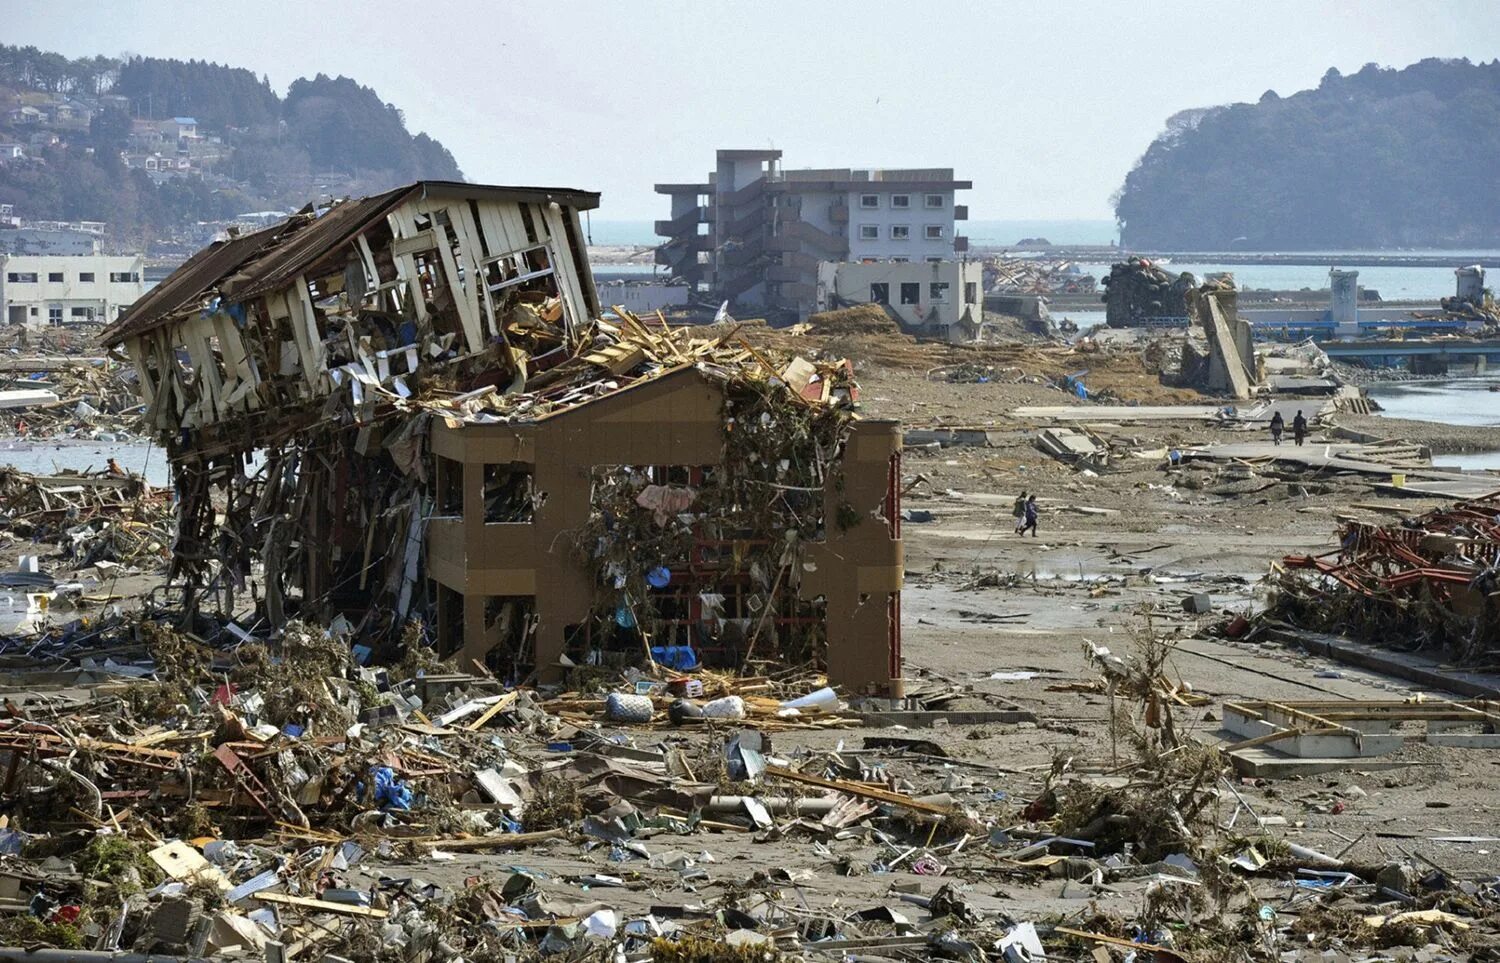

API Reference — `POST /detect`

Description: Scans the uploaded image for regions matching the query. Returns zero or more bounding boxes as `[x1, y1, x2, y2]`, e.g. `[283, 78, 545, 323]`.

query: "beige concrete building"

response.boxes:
[0, 254, 145, 327]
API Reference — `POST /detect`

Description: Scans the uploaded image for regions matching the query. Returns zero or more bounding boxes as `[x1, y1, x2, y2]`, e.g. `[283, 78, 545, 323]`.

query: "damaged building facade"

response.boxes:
[101, 180, 904, 696]
[655, 149, 972, 322]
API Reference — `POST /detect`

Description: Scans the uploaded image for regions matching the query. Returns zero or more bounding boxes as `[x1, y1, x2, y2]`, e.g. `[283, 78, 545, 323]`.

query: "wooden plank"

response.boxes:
[1224, 727, 1305, 752]
[255, 892, 388, 919]
[384, 206, 429, 324]
[763, 765, 952, 816]
[416, 201, 484, 352]
[539, 203, 590, 334]
[466, 691, 519, 732]
[450, 201, 495, 340]
[294, 276, 327, 388]
[388, 230, 435, 259]
[473, 200, 519, 259]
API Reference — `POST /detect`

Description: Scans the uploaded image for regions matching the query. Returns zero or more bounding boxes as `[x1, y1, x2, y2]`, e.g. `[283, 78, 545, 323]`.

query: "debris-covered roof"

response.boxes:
[101, 180, 601, 346]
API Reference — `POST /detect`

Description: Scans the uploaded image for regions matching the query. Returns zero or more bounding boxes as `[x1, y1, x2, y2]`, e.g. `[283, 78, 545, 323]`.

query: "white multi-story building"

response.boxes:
[656, 149, 970, 318]
[0, 254, 146, 327]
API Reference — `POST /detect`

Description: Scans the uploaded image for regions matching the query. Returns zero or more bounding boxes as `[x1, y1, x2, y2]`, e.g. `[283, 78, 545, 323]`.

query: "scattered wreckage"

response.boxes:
[1273, 493, 1500, 664]
[0, 182, 1489, 962]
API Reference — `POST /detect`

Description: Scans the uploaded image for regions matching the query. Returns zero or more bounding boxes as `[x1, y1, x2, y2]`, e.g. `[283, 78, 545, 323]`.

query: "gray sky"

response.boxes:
[6, 0, 1496, 222]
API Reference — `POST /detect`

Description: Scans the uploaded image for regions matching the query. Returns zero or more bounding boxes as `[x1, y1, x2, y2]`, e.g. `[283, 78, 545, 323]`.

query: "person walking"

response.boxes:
[1292, 410, 1308, 447]
[1019, 494, 1039, 537]
[1269, 410, 1284, 446]
[1012, 490, 1028, 533]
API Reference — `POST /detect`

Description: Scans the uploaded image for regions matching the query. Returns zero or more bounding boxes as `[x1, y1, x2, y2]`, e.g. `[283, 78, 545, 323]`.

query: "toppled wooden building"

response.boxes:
[101, 181, 903, 696]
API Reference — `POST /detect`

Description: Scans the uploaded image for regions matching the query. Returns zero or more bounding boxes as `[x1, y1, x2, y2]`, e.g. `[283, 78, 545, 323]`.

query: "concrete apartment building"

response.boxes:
[656, 149, 971, 323]
[0, 254, 146, 327]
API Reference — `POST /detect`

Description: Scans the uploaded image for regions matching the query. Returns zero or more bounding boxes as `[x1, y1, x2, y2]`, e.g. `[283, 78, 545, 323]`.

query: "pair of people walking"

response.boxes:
[1268, 409, 1308, 447]
[1012, 491, 1038, 537]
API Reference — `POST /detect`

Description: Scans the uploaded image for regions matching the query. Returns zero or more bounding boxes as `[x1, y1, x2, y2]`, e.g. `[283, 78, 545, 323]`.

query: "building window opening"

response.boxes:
[858, 225, 878, 240]
[900, 283, 920, 305]
[891, 194, 910, 209]
[924, 193, 944, 208]
[965, 281, 978, 304]
[869, 282, 889, 304]
[436, 456, 464, 515]
[890, 225, 910, 240]
[483, 463, 537, 522]
[925, 225, 944, 240]
[859, 194, 879, 209]
[79, 272, 95, 282]
[482, 596, 536, 678]
[930, 282, 950, 303]
[48, 272, 64, 283]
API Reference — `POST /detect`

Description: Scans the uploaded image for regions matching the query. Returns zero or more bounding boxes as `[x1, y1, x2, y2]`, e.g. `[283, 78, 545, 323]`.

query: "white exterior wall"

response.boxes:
[817, 259, 983, 333]
[846, 188, 954, 261]
[597, 281, 691, 313]
[0, 254, 146, 328]
[790, 188, 843, 238]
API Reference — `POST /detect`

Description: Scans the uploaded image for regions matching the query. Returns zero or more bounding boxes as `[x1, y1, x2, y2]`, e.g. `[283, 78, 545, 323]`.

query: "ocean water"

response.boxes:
[0, 438, 170, 487]
[965, 219, 1117, 247]
[581, 219, 657, 246]
[1365, 377, 1500, 428]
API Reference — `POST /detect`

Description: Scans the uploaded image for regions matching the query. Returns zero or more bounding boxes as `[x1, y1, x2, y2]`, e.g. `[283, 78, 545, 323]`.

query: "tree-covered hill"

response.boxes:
[1114, 58, 1500, 250]
[0, 45, 462, 245]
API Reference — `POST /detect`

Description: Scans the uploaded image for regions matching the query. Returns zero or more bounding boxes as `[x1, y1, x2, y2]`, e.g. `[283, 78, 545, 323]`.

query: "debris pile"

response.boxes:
[1273, 494, 1500, 663]
[0, 466, 171, 584]
[0, 360, 145, 441]
[982, 257, 1096, 295]
[1101, 258, 1196, 327]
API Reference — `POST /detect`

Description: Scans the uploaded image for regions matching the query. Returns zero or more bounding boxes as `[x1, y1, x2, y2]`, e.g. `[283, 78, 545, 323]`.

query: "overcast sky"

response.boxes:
[6, 0, 1496, 222]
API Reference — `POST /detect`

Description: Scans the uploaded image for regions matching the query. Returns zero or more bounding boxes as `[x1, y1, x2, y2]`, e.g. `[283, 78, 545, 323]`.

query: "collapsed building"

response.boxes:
[100, 180, 904, 695]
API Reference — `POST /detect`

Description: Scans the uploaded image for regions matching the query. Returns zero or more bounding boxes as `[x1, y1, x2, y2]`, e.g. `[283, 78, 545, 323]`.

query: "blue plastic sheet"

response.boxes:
[370, 766, 412, 810]
[650, 645, 698, 671]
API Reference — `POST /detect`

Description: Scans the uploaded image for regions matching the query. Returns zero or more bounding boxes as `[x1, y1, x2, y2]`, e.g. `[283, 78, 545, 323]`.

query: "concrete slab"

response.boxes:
[1373, 478, 1500, 499]
[1226, 746, 1414, 779]
[1180, 441, 1443, 480]
[1267, 626, 1500, 699]
[904, 428, 1004, 448]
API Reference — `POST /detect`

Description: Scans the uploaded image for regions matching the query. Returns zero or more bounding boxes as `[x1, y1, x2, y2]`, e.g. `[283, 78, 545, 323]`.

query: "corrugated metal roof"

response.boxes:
[101, 180, 601, 346]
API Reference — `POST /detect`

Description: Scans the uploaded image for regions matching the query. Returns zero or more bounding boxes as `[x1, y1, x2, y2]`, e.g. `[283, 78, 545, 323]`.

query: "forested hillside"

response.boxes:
[1114, 58, 1500, 250]
[0, 45, 462, 246]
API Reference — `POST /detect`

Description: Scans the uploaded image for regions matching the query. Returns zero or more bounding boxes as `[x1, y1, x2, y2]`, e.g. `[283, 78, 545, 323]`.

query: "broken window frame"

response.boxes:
[482, 462, 539, 524]
[482, 244, 556, 296]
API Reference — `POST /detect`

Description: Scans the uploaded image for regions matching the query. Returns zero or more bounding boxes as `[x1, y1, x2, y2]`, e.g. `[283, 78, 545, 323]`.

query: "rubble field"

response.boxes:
[0, 301, 1494, 963]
